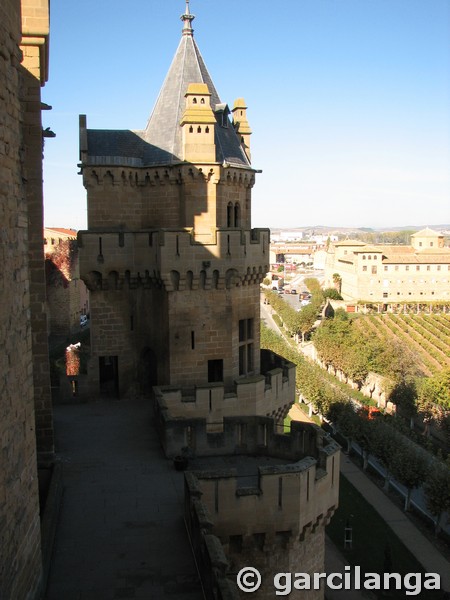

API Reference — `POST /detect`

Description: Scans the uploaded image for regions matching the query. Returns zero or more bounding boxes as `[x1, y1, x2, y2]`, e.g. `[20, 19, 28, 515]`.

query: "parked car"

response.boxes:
[290, 289, 297, 294]
[300, 299, 311, 307]
[80, 315, 88, 327]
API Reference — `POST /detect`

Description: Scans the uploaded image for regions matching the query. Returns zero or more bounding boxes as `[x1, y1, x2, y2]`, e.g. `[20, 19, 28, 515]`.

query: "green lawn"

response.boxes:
[327, 474, 442, 599]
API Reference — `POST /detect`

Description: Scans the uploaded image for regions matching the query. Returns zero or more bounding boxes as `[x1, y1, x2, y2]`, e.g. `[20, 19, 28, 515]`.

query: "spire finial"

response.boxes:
[181, 0, 195, 36]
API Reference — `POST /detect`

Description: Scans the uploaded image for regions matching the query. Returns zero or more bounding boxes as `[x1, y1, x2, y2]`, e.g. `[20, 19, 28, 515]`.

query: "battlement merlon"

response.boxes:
[77, 228, 270, 291]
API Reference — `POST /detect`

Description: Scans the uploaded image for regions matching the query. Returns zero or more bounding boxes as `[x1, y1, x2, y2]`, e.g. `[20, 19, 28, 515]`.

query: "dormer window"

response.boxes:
[215, 103, 230, 128]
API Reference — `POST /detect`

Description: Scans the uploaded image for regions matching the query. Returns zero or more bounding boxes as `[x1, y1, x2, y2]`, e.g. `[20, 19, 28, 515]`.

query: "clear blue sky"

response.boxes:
[42, 0, 450, 231]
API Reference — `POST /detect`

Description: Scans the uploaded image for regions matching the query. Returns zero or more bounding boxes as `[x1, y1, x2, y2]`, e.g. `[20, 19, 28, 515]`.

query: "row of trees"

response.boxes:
[312, 310, 450, 440]
[263, 277, 341, 343]
[331, 403, 450, 533]
[260, 324, 450, 535]
[313, 309, 419, 390]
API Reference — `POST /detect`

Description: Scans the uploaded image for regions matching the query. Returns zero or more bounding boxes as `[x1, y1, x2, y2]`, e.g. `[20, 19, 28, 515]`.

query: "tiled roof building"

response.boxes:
[325, 228, 450, 303]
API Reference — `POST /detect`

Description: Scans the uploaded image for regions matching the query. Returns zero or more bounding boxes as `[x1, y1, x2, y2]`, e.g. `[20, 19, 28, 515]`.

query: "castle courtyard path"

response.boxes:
[45, 397, 204, 600]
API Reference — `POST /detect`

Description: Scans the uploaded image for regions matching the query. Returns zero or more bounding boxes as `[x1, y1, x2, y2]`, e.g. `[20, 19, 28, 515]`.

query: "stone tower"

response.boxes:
[78, 4, 339, 597]
[78, 1, 276, 408]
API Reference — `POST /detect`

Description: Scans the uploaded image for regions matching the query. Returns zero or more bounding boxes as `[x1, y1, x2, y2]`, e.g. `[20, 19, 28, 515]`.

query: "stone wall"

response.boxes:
[79, 227, 270, 395]
[20, 0, 54, 463]
[185, 422, 340, 599]
[0, 0, 49, 597]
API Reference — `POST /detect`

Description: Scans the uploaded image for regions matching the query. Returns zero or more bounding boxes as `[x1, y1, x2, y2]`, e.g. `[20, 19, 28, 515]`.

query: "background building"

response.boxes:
[44, 227, 89, 337]
[324, 228, 450, 304]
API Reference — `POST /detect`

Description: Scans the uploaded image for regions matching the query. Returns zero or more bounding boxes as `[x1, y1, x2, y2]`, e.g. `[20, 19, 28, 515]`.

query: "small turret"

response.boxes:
[180, 83, 216, 163]
[232, 97, 252, 162]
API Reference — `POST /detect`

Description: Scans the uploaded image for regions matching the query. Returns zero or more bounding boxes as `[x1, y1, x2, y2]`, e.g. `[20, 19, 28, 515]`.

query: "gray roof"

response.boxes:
[85, 17, 250, 169]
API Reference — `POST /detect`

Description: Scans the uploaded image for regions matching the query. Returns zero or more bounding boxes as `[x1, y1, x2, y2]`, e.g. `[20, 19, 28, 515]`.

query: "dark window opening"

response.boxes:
[239, 318, 254, 375]
[227, 202, 233, 227]
[208, 359, 223, 383]
[99, 356, 119, 397]
[234, 203, 240, 227]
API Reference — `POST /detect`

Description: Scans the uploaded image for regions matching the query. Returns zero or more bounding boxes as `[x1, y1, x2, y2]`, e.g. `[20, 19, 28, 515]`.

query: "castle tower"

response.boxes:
[78, 6, 339, 597]
[78, 1, 286, 417]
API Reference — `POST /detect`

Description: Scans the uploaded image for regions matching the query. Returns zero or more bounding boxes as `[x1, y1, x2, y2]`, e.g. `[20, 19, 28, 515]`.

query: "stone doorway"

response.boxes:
[139, 348, 158, 396]
[99, 356, 119, 397]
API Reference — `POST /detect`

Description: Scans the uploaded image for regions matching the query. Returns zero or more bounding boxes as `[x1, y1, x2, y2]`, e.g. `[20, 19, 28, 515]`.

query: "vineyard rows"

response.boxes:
[354, 313, 450, 375]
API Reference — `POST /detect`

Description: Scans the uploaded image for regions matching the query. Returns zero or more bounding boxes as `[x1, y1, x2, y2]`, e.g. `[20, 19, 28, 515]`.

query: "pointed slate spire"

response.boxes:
[181, 0, 195, 37]
[142, 2, 251, 167]
[85, 3, 252, 169]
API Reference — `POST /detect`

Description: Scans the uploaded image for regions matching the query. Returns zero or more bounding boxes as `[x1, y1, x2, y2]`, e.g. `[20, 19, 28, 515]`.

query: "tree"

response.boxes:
[423, 462, 450, 535]
[373, 339, 420, 412]
[352, 409, 377, 470]
[304, 277, 322, 295]
[416, 372, 450, 437]
[371, 421, 401, 491]
[296, 304, 317, 343]
[332, 273, 342, 294]
[323, 287, 343, 301]
[336, 404, 360, 454]
[391, 444, 428, 511]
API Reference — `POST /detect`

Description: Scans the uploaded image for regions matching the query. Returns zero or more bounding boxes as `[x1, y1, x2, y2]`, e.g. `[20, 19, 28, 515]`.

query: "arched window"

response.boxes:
[193, 98, 197, 104]
[234, 203, 241, 227]
[205, 126, 209, 133]
[189, 126, 193, 133]
[197, 126, 201, 133]
[200, 98, 205, 104]
[170, 270, 180, 291]
[227, 202, 233, 228]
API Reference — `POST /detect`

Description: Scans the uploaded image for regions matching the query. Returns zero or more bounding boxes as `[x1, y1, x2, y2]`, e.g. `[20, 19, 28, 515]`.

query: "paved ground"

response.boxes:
[45, 398, 203, 600]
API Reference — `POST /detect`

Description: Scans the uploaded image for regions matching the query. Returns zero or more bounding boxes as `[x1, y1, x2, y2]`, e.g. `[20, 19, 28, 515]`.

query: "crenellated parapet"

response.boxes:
[154, 350, 296, 455]
[80, 157, 256, 190]
[78, 228, 269, 292]
[184, 422, 340, 598]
